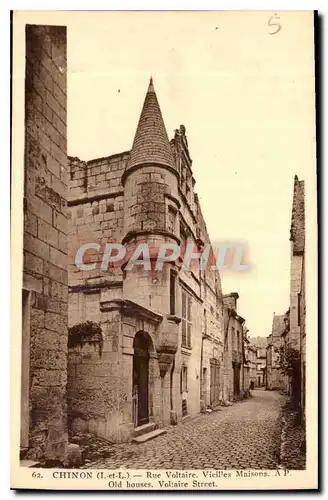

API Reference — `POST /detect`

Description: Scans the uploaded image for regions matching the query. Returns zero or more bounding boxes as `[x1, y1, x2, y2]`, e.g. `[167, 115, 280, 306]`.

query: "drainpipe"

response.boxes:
[223, 308, 232, 402]
[242, 338, 245, 395]
[161, 376, 164, 427]
[170, 358, 175, 411]
[200, 335, 204, 406]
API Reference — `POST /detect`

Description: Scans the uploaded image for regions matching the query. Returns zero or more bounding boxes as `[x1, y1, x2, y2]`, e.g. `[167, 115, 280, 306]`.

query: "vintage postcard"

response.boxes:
[11, 10, 318, 490]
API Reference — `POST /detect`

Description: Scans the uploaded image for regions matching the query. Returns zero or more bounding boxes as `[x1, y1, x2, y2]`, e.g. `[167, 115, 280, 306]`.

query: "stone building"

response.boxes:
[281, 308, 291, 394]
[66, 79, 225, 443]
[21, 24, 71, 462]
[281, 176, 305, 415]
[222, 293, 245, 401]
[243, 333, 257, 391]
[249, 336, 267, 387]
[288, 176, 305, 351]
[243, 334, 250, 392]
[248, 345, 257, 389]
[266, 313, 284, 390]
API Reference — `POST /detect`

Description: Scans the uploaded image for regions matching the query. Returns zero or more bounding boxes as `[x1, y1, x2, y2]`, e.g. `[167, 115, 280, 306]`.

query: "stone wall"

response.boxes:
[300, 257, 306, 419]
[288, 176, 305, 350]
[68, 153, 126, 289]
[288, 253, 303, 349]
[22, 24, 68, 461]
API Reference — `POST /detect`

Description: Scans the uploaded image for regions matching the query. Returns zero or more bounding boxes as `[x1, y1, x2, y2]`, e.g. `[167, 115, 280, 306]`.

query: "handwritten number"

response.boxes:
[268, 14, 281, 35]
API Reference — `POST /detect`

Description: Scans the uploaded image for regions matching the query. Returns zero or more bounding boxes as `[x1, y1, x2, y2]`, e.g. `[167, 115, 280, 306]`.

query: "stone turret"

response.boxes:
[122, 78, 180, 314]
[121, 78, 181, 382]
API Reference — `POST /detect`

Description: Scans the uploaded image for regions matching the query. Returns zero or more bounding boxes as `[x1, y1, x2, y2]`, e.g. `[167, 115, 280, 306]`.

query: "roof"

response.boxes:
[126, 78, 176, 170]
[272, 314, 285, 338]
[248, 336, 268, 349]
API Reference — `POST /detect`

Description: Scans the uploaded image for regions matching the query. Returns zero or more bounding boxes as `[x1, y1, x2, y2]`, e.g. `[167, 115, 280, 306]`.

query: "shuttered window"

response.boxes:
[181, 290, 192, 348]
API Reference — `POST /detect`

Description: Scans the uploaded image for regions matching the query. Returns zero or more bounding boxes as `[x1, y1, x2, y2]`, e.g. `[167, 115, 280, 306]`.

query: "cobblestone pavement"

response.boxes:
[280, 401, 306, 470]
[81, 390, 286, 469]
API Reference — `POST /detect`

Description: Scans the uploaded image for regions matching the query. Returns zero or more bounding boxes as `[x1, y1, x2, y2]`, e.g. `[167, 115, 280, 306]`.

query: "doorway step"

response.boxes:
[132, 422, 166, 444]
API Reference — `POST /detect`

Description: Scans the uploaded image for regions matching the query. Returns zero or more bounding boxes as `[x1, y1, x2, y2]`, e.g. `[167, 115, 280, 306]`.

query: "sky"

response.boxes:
[19, 11, 316, 338]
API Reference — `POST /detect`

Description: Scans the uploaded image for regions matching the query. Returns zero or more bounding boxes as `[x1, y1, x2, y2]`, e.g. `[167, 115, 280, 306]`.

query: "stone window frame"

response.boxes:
[166, 202, 178, 235]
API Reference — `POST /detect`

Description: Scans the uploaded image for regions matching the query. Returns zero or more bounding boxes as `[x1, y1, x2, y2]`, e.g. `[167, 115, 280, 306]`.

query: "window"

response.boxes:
[181, 289, 192, 348]
[180, 365, 188, 393]
[297, 293, 301, 326]
[167, 206, 176, 234]
[231, 326, 235, 351]
[203, 308, 207, 335]
[170, 270, 176, 315]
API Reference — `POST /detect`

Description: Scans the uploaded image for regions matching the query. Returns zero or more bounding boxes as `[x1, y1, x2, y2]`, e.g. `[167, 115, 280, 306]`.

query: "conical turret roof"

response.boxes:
[126, 78, 175, 170]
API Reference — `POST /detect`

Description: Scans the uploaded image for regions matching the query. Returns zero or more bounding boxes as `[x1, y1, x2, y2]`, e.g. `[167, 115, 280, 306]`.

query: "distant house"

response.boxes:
[243, 335, 257, 391]
[249, 336, 267, 387]
[222, 293, 245, 401]
[266, 314, 285, 390]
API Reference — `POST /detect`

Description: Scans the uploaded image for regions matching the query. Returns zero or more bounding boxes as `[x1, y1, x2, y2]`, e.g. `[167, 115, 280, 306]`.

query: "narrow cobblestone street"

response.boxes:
[81, 390, 287, 470]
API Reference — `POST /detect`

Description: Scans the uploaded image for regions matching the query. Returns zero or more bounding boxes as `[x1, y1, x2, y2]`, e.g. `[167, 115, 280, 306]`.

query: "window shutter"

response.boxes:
[187, 322, 191, 348]
[182, 292, 186, 318]
[187, 296, 191, 321]
[182, 319, 187, 347]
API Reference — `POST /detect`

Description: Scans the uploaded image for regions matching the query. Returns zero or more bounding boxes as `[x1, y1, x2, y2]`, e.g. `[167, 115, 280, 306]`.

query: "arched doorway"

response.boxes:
[133, 332, 150, 427]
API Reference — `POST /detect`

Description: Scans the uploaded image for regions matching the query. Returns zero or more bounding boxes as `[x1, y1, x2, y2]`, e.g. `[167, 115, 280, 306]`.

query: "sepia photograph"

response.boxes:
[11, 10, 318, 490]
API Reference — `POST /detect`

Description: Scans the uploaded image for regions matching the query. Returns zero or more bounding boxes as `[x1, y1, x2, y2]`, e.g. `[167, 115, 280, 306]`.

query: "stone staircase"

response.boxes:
[132, 422, 166, 444]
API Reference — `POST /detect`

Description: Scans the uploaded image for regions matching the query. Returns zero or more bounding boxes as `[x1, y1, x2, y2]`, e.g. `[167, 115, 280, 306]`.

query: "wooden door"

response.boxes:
[133, 334, 149, 427]
[233, 363, 240, 397]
